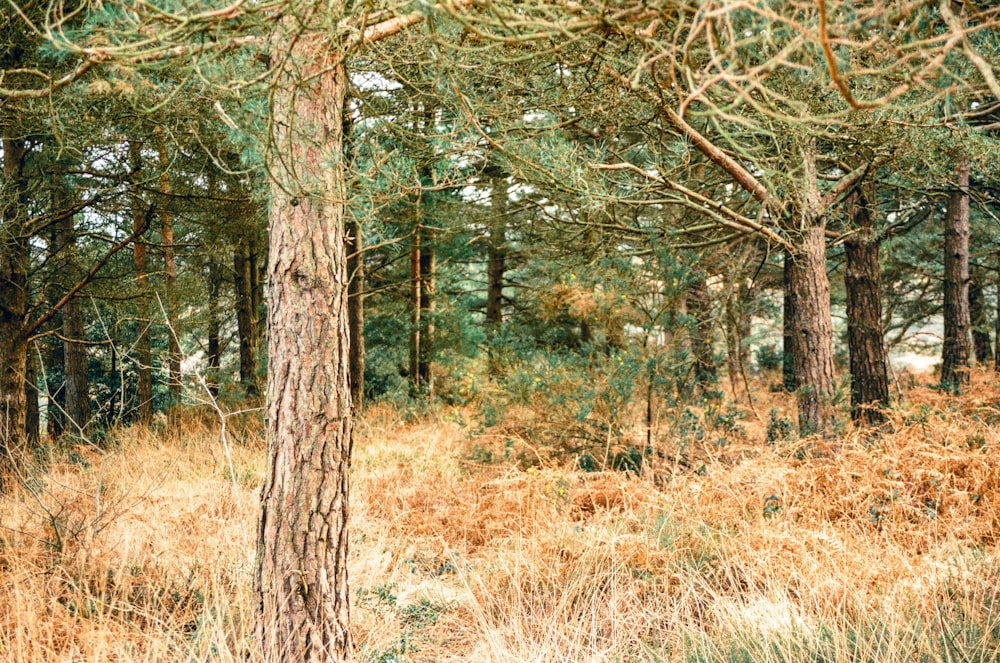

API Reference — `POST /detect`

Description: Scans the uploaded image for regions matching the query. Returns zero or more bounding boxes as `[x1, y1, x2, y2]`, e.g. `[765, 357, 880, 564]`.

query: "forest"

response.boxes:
[2, 0, 1000, 661]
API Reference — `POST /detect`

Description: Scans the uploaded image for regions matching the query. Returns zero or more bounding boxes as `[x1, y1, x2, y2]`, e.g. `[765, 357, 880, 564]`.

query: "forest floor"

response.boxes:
[2, 370, 1000, 662]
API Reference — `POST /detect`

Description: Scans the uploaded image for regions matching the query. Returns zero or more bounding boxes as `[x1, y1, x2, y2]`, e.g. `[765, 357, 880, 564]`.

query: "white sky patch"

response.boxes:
[508, 182, 535, 201]
[460, 184, 487, 204]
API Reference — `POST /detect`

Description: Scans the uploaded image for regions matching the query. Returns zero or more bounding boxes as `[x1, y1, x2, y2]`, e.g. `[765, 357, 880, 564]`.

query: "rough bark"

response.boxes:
[485, 177, 507, 376]
[418, 225, 435, 396]
[45, 220, 65, 439]
[995, 255, 1000, 372]
[256, 22, 353, 662]
[346, 218, 365, 411]
[0, 138, 29, 474]
[787, 225, 836, 434]
[55, 188, 90, 435]
[941, 162, 971, 391]
[129, 141, 153, 423]
[408, 231, 421, 390]
[844, 185, 889, 427]
[234, 236, 259, 396]
[688, 276, 717, 388]
[969, 267, 991, 365]
[782, 251, 799, 392]
[158, 136, 181, 403]
[25, 352, 38, 446]
[207, 260, 222, 399]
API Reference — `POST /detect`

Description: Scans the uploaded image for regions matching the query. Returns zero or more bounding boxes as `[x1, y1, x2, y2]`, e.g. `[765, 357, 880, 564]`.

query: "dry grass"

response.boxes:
[3, 371, 1000, 661]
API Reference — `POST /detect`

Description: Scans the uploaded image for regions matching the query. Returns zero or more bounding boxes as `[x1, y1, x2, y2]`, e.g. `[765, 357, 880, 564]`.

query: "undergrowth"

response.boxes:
[2, 371, 1000, 661]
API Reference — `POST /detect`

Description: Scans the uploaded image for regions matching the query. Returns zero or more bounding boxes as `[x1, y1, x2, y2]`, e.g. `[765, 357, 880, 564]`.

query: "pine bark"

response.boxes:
[256, 22, 353, 662]
[158, 136, 181, 403]
[206, 260, 222, 399]
[782, 251, 799, 392]
[25, 353, 38, 447]
[129, 141, 153, 423]
[786, 225, 836, 434]
[0, 138, 30, 475]
[969, 267, 991, 365]
[843, 185, 889, 426]
[55, 187, 90, 435]
[995, 255, 1000, 372]
[688, 276, 716, 388]
[724, 285, 751, 398]
[485, 175, 508, 375]
[409, 231, 421, 390]
[418, 225, 435, 396]
[234, 236, 259, 395]
[346, 218, 365, 411]
[941, 162, 971, 391]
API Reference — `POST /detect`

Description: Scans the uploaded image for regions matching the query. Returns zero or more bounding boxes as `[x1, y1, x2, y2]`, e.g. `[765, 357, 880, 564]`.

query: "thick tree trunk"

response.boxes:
[207, 260, 222, 399]
[969, 267, 991, 366]
[346, 218, 365, 411]
[129, 141, 153, 423]
[787, 224, 836, 434]
[418, 226, 435, 396]
[256, 24, 352, 662]
[844, 186, 889, 427]
[158, 136, 181, 403]
[234, 236, 259, 396]
[0, 138, 29, 474]
[688, 276, 716, 389]
[941, 162, 971, 391]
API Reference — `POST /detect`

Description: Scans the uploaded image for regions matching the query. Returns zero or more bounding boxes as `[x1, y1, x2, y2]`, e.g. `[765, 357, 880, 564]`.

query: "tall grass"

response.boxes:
[3, 372, 1000, 661]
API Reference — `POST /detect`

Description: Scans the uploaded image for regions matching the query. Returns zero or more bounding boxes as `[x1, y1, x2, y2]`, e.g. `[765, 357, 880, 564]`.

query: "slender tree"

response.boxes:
[941, 162, 972, 391]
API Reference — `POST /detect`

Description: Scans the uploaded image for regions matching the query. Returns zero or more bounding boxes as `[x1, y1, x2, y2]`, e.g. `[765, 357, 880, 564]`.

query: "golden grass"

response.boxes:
[3, 371, 1000, 661]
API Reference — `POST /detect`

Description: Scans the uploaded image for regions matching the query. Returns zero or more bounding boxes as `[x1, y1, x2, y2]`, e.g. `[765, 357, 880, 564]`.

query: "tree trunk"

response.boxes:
[782, 250, 799, 392]
[129, 141, 153, 423]
[418, 225, 435, 396]
[158, 136, 181, 403]
[787, 224, 836, 434]
[969, 267, 991, 366]
[256, 24, 352, 662]
[941, 162, 971, 391]
[486, 177, 507, 376]
[346, 218, 365, 411]
[409, 231, 421, 391]
[234, 236, 259, 396]
[25, 351, 39, 447]
[995, 253, 1000, 372]
[724, 280, 751, 401]
[44, 218, 66, 439]
[844, 185, 889, 427]
[55, 187, 91, 435]
[688, 276, 716, 389]
[207, 260, 222, 399]
[0, 138, 30, 476]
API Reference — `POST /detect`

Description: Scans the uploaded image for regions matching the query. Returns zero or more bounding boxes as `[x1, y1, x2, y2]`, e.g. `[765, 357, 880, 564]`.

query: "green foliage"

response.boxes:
[477, 345, 643, 467]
